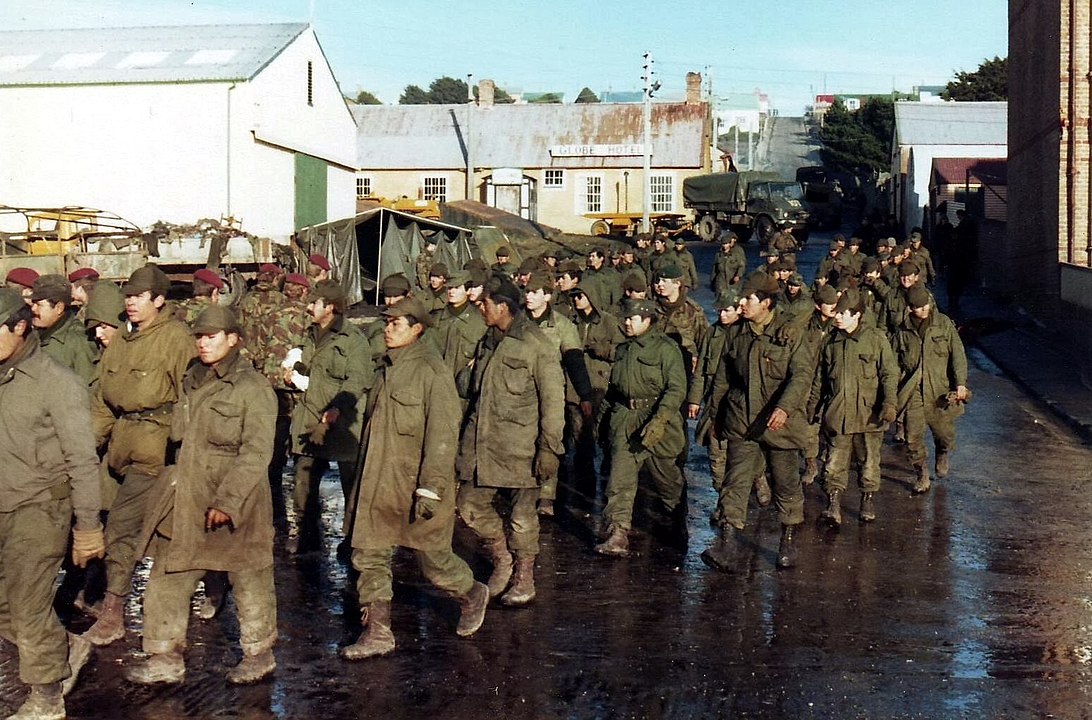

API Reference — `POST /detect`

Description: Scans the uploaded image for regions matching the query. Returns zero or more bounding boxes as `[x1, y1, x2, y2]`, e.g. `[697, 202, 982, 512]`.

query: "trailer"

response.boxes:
[584, 212, 691, 238]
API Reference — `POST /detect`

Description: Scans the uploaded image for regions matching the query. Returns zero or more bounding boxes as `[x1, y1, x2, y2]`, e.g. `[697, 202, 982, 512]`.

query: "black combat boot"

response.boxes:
[820, 488, 842, 526]
[776, 524, 798, 569]
[701, 525, 743, 571]
[859, 492, 876, 522]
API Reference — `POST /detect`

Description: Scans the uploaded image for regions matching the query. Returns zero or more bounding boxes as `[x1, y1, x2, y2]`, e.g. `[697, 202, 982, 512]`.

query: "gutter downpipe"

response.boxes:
[227, 82, 236, 219]
[1067, 0, 1077, 264]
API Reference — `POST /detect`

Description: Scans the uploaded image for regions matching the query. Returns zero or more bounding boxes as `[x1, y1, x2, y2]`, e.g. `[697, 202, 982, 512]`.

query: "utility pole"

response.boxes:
[641, 52, 660, 233]
[466, 73, 474, 201]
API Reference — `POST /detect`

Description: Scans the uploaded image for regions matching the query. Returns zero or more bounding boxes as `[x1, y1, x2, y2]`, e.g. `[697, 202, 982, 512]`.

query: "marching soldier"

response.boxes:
[29, 274, 97, 386]
[671, 237, 699, 289]
[711, 231, 746, 295]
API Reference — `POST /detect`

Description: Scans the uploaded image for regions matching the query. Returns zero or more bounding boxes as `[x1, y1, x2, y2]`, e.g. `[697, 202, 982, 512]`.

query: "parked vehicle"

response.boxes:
[683, 171, 810, 245]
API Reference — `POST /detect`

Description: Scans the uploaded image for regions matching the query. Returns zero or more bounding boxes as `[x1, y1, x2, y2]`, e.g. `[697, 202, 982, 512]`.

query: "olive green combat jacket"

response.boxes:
[656, 290, 710, 389]
[671, 247, 699, 289]
[711, 245, 746, 294]
[38, 309, 98, 386]
[693, 320, 742, 444]
[289, 315, 375, 462]
[140, 350, 276, 572]
[582, 266, 622, 313]
[602, 327, 687, 458]
[432, 301, 487, 394]
[711, 308, 813, 449]
[352, 340, 462, 551]
[459, 315, 565, 488]
[891, 310, 968, 416]
[809, 325, 898, 435]
[573, 306, 624, 394]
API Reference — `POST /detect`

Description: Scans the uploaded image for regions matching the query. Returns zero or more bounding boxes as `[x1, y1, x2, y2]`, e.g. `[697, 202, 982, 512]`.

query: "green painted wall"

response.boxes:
[294, 153, 327, 230]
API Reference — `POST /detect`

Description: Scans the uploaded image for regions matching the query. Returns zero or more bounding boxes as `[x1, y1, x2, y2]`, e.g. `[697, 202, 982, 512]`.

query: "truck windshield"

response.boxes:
[768, 183, 804, 201]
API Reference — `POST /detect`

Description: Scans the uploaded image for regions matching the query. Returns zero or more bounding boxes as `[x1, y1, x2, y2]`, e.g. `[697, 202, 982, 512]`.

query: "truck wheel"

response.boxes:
[755, 216, 776, 245]
[697, 215, 720, 242]
[590, 220, 611, 236]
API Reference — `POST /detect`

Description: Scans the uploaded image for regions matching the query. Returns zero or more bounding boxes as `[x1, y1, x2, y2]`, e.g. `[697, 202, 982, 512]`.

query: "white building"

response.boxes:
[0, 23, 357, 242]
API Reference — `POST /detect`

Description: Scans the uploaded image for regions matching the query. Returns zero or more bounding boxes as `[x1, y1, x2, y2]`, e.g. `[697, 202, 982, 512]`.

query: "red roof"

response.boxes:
[932, 157, 1007, 186]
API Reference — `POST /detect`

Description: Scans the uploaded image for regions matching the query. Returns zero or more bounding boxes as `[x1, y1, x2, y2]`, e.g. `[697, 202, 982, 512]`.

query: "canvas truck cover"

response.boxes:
[683, 173, 744, 208]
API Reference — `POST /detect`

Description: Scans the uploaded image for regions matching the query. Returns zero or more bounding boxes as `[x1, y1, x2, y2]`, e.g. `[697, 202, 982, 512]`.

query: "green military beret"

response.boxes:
[655, 264, 684, 281]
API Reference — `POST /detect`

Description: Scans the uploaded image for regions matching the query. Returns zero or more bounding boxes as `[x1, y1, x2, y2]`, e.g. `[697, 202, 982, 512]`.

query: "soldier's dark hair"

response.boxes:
[2, 305, 33, 335]
[192, 279, 217, 298]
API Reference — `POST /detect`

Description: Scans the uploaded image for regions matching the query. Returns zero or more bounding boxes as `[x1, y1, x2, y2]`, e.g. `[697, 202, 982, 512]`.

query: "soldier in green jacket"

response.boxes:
[595, 298, 688, 557]
[671, 237, 699, 289]
[891, 286, 969, 493]
[124, 307, 278, 687]
[800, 284, 840, 485]
[174, 268, 224, 326]
[457, 279, 564, 606]
[711, 231, 746, 295]
[701, 272, 813, 572]
[286, 280, 375, 553]
[30, 274, 98, 386]
[83, 265, 196, 648]
[237, 263, 285, 354]
[568, 285, 624, 474]
[341, 297, 488, 661]
[0, 289, 104, 720]
[432, 269, 487, 405]
[582, 248, 622, 312]
[809, 289, 898, 526]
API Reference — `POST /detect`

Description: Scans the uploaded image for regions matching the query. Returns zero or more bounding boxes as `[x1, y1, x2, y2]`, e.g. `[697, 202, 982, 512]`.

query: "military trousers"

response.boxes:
[458, 484, 540, 557]
[0, 498, 72, 684]
[142, 535, 277, 657]
[104, 468, 160, 597]
[707, 437, 729, 493]
[351, 546, 474, 605]
[603, 444, 684, 532]
[825, 431, 883, 493]
[904, 400, 958, 466]
[293, 456, 357, 539]
[719, 440, 803, 529]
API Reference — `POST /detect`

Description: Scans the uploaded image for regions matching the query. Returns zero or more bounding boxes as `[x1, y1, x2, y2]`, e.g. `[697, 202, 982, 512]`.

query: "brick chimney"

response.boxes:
[686, 72, 702, 105]
[479, 79, 495, 106]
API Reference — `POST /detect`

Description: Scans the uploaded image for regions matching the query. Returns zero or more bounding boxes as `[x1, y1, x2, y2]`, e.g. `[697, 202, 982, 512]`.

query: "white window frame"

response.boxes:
[582, 174, 603, 214]
[650, 173, 675, 212]
[355, 175, 373, 198]
[422, 175, 448, 203]
[543, 168, 565, 189]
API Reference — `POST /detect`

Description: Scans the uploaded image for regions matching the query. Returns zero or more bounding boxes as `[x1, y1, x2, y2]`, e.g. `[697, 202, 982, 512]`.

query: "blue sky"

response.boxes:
[2, 0, 1008, 113]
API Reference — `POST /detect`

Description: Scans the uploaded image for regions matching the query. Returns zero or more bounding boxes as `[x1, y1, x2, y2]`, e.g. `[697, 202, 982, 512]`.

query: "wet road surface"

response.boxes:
[4, 235, 1092, 719]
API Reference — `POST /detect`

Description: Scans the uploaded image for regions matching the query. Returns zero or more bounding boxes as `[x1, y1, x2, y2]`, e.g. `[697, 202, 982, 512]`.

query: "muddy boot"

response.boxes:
[123, 651, 185, 685]
[820, 488, 842, 526]
[61, 632, 92, 697]
[483, 537, 513, 599]
[859, 492, 876, 522]
[339, 601, 395, 661]
[776, 524, 798, 569]
[72, 590, 101, 619]
[753, 473, 772, 507]
[801, 457, 819, 486]
[500, 556, 536, 607]
[701, 525, 743, 571]
[82, 591, 125, 647]
[455, 581, 489, 638]
[893, 420, 906, 444]
[912, 463, 931, 494]
[537, 499, 555, 518]
[8, 682, 63, 720]
[593, 525, 629, 557]
[935, 452, 950, 479]
[226, 649, 276, 685]
[197, 572, 228, 621]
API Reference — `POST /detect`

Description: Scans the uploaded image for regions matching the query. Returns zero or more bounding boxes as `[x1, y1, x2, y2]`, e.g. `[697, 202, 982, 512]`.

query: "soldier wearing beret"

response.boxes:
[175, 268, 225, 327]
[0, 288, 103, 718]
[595, 297, 689, 556]
[83, 265, 196, 647]
[124, 306, 278, 686]
[68, 267, 100, 317]
[341, 296, 488, 661]
[237, 263, 285, 354]
[701, 271, 813, 572]
[306, 253, 331, 282]
[30, 274, 98, 386]
[5, 267, 39, 305]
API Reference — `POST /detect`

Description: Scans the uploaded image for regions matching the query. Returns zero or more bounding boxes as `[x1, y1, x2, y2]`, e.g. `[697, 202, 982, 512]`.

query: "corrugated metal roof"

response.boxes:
[894, 101, 1008, 146]
[931, 157, 1008, 185]
[353, 102, 707, 170]
[0, 23, 309, 86]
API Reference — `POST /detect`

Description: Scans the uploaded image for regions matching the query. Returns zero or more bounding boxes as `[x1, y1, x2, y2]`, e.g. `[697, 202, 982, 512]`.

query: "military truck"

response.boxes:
[683, 171, 810, 245]
[795, 166, 847, 230]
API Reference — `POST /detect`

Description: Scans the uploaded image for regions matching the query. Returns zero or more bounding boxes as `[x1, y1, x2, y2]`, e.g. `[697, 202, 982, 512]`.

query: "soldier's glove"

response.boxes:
[534, 449, 560, 482]
[413, 488, 442, 522]
[306, 421, 329, 446]
[640, 415, 669, 449]
[71, 527, 105, 568]
[881, 403, 897, 423]
[941, 389, 973, 408]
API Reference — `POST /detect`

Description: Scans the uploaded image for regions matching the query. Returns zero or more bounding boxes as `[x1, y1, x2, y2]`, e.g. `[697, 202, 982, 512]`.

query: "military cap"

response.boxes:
[622, 270, 647, 293]
[383, 295, 434, 328]
[898, 260, 921, 277]
[524, 272, 556, 294]
[834, 288, 864, 314]
[779, 256, 797, 271]
[258, 263, 280, 274]
[307, 253, 331, 271]
[715, 287, 741, 309]
[192, 305, 242, 335]
[719, 230, 738, 244]
[881, 237, 897, 248]
[84, 281, 126, 328]
[655, 264, 684, 281]
[766, 258, 784, 273]
[910, 227, 924, 239]
[122, 264, 171, 298]
[192, 268, 226, 290]
[284, 273, 310, 288]
[673, 236, 687, 246]
[759, 246, 775, 258]
[494, 245, 512, 259]
[847, 235, 862, 246]
[787, 272, 805, 287]
[429, 262, 450, 279]
[311, 279, 348, 313]
[0, 288, 24, 324]
[906, 286, 932, 309]
[542, 248, 560, 260]
[466, 266, 489, 288]
[380, 273, 411, 296]
[30, 274, 72, 304]
[558, 260, 582, 278]
[518, 257, 539, 274]
[5, 267, 39, 289]
[862, 257, 881, 274]
[621, 298, 658, 319]
[814, 284, 840, 306]
[68, 267, 99, 283]
[464, 257, 488, 272]
[447, 269, 470, 286]
[739, 272, 780, 297]
[485, 277, 521, 306]
[832, 233, 847, 245]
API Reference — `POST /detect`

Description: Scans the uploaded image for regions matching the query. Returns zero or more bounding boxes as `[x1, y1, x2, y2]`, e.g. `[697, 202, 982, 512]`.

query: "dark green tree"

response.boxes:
[427, 76, 471, 103]
[353, 89, 382, 105]
[493, 86, 516, 104]
[819, 97, 893, 174]
[529, 92, 563, 104]
[575, 87, 600, 103]
[942, 56, 1007, 101]
[399, 84, 430, 104]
